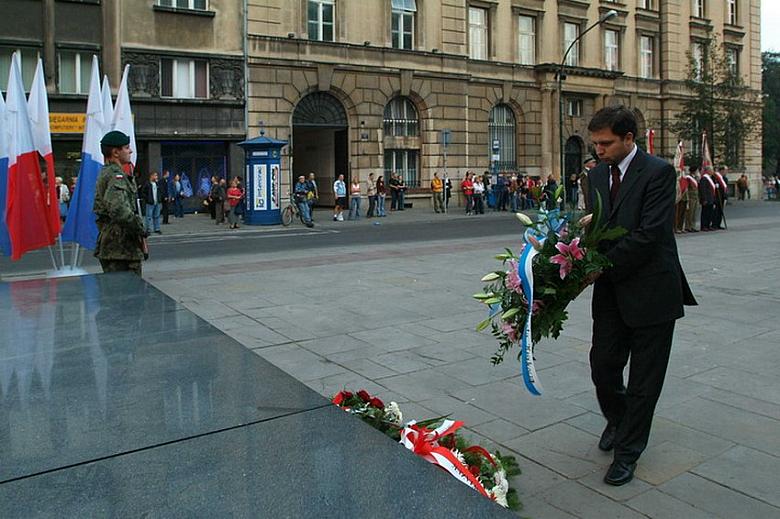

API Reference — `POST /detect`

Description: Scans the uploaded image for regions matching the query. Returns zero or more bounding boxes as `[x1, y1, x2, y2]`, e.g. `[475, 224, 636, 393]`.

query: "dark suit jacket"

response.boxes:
[588, 148, 696, 328]
[698, 175, 716, 205]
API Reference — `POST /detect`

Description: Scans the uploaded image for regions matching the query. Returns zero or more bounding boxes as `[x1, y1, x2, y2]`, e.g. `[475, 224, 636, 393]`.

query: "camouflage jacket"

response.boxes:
[94, 163, 145, 261]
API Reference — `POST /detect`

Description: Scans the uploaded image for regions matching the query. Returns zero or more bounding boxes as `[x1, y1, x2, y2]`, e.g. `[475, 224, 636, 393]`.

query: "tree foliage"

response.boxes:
[763, 52, 780, 174]
[672, 36, 761, 169]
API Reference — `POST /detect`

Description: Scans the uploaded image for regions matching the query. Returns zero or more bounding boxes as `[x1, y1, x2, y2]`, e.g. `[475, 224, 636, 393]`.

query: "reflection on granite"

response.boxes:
[0, 274, 327, 483]
[0, 405, 513, 518]
[0, 274, 511, 517]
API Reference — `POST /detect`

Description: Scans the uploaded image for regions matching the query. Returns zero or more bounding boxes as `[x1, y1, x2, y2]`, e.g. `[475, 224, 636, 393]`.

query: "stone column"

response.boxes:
[102, 0, 122, 85]
[540, 86, 554, 177]
[42, 0, 56, 92]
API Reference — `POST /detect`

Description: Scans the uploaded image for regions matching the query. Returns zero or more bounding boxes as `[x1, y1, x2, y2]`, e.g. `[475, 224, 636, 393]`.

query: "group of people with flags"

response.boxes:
[0, 52, 138, 270]
[672, 134, 729, 234]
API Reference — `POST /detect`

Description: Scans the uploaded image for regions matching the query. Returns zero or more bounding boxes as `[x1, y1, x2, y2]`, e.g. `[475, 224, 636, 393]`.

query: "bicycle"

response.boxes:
[281, 192, 311, 227]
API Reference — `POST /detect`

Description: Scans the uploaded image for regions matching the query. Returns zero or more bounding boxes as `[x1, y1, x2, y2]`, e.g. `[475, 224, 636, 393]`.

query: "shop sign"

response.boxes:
[50, 113, 86, 133]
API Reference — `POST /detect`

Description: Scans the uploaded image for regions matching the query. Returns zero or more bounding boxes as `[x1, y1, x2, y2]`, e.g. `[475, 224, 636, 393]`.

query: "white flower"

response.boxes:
[515, 212, 534, 226]
[383, 401, 403, 426]
[481, 272, 501, 282]
[451, 449, 467, 466]
[490, 485, 509, 508]
[493, 469, 509, 494]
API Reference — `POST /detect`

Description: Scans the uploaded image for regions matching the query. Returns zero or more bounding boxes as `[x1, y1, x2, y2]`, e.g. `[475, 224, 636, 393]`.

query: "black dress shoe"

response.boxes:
[598, 424, 616, 452]
[604, 460, 636, 486]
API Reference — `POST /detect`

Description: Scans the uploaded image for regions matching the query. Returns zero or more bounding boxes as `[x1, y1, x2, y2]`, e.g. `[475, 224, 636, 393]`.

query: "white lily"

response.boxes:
[481, 272, 501, 282]
[515, 212, 534, 226]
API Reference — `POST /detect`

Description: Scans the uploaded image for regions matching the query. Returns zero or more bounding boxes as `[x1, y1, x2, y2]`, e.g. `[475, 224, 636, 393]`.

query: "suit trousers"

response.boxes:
[590, 295, 675, 464]
[700, 203, 714, 230]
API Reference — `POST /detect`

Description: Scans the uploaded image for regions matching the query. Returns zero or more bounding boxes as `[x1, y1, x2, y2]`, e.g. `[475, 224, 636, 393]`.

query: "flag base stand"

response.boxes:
[46, 267, 90, 279]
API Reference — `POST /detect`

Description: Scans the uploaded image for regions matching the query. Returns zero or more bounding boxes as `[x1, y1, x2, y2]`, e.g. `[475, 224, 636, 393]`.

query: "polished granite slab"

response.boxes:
[0, 404, 513, 518]
[0, 273, 512, 517]
[0, 274, 327, 483]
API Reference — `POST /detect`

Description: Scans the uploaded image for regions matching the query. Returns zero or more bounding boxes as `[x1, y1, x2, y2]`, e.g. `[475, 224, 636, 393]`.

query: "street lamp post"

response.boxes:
[557, 9, 618, 209]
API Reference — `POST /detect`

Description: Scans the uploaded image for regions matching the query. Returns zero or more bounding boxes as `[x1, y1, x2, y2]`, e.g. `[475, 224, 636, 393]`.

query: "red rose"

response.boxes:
[369, 397, 385, 409]
[332, 391, 352, 406]
[357, 390, 371, 402]
[468, 465, 481, 477]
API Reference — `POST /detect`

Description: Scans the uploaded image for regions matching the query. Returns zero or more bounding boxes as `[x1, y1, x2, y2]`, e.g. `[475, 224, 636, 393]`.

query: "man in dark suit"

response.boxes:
[160, 170, 171, 225]
[586, 106, 696, 486]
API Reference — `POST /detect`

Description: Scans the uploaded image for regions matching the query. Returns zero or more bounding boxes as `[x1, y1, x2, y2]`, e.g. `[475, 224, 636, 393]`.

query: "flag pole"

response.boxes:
[46, 245, 58, 270]
[57, 235, 66, 268]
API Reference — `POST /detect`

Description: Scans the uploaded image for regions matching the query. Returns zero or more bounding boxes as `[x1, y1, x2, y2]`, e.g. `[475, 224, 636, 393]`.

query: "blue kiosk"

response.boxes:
[238, 132, 288, 225]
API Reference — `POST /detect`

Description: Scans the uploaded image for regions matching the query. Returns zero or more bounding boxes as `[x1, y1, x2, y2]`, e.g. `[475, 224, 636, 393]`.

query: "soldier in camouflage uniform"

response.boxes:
[93, 131, 147, 276]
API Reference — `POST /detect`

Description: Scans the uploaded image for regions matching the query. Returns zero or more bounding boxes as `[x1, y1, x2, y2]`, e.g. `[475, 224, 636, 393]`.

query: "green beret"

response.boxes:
[100, 130, 130, 147]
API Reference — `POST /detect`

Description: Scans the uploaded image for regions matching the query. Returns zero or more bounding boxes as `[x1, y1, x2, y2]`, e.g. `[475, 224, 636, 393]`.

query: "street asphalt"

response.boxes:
[2, 200, 779, 518]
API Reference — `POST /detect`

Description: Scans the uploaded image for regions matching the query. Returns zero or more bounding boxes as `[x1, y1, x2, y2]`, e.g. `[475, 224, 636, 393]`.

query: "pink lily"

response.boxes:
[501, 322, 518, 342]
[505, 259, 524, 295]
[549, 237, 586, 280]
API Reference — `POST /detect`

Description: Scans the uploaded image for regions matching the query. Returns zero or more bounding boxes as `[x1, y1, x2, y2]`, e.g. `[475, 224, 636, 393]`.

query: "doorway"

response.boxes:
[292, 92, 349, 206]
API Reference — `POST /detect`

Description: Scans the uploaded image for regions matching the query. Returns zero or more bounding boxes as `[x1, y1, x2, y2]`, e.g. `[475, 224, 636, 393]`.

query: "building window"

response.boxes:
[157, 0, 208, 9]
[58, 51, 93, 94]
[639, 35, 654, 79]
[566, 99, 583, 117]
[727, 0, 737, 25]
[726, 46, 739, 77]
[308, 0, 335, 42]
[469, 6, 488, 60]
[160, 58, 208, 99]
[691, 41, 705, 80]
[384, 150, 419, 187]
[391, 0, 416, 50]
[604, 29, 619, 71]
[693, 0, 706, 18]
[638, 0, 655, 9]
[488, 104, 516, 171]
[517, 15, 536, 65]
[563, 22, 580, 67]
[0, 48, 39, 92]
[383, 97, 419, 137]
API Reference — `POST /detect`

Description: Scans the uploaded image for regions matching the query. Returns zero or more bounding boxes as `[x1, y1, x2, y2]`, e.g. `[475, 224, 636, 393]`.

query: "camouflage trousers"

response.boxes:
[99, 259, 143, 277]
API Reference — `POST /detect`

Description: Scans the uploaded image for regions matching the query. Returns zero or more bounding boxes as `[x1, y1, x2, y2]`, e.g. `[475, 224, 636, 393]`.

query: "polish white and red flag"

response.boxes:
[4, 52, 55, 260]
[111, 65, 137, 172]
[673, 140, 685, 173]
[645, 129, 655, 155]
[0, 87, 11, 256]
[28, 57, 60, 239]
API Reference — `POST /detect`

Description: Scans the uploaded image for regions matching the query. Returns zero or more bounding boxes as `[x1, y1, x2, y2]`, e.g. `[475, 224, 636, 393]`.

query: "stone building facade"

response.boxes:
[246, 0, 763, 205]
[1, 0, 246, 202]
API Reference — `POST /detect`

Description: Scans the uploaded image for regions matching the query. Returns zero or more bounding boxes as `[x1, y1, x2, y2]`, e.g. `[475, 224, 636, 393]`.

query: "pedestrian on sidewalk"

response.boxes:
[397, 174, 407, 210]
[389, 173, 400, 210]
[160, 170, 171, 225]
[294, 175, 314, 227]
[431, 172, 444, 213]
[56, 176, 69, 222]
[376, 175, 387, 217]
[444, 175, 452, 211]
[143, 171, 162, 235]
[461, 172, 474, 215]
[348, 177, 362, 220]
[472, 175, 485, 214]
[172, 174, 185, 218]
[366, 173, 377, 217]
[208, 176, 218, 220]
[212, 177, 226, 225]
[307, 172, 318, 222]
[333, 174, 346, 221]
[226, 178, 243, 229]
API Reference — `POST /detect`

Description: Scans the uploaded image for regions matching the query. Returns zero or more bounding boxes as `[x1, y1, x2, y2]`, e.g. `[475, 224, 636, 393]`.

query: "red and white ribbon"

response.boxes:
[399, 420, 489, 497]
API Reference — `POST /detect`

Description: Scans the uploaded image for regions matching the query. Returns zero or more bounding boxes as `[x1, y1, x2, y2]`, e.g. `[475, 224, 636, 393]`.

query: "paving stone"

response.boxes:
[379, 369, 472, 401]
[417, 395, 499, 427]
[626, 489, 717, 519]
[350, 327, 437, 350]
[503, 423, 605, 479]
[438, 356, 521, 386]
[251, 344, 345, 382]
[535, 361, 594, 399]
[566, 411, 607, 437]
[690, 366, 780, 406]
[578, 469, 653, 502]
[701, 388, 780, 421]
[373, 351, 436, 374]
[517, 496, 579, 519]
[337, 358, 399, 379]
[536, 480, 647, 519]
[633, 441, 708, 485]
[644, 417, 734, 457]
[298, 334, 374, 356]
[658, 397, 780, 456]
[692, 445, 780, 508]
[470, 418, 530, 444]
[660, 473, 780, 519]
[411, 342, 479, 366]
[454, 381, 587, 431]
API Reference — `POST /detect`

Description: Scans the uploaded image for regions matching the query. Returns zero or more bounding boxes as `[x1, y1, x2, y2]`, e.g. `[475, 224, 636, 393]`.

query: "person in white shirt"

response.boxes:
[56, 176, 70, 221]
[473, 177, 485, 214]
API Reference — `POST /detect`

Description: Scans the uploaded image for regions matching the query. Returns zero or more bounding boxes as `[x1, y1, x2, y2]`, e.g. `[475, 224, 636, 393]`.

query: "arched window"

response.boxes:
[383, 97, 419, 137]
[489, 104, 516, 171]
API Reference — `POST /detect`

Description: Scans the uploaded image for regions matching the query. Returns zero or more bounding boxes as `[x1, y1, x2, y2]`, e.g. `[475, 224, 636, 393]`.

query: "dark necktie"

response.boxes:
[610, 164, 621, 205]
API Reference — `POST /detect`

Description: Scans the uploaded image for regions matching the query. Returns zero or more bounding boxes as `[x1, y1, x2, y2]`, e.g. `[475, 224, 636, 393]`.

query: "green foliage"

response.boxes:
[763, 52, 780, 174]
[672, 35, 760, 169]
